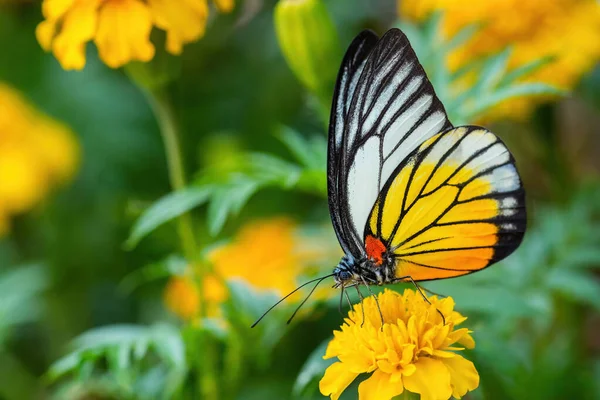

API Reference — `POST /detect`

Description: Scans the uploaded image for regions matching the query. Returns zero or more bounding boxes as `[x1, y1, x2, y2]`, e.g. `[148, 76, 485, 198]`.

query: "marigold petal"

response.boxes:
[94, 0, 155, 68]
[52, 0, 100, 70]
[358, 369, 403, 400]
[149, 0, 209, 55]
[36, 20, 57, 51]
[41, 0, 75, 19]
[319, 362, 359, 400]
[338, 345, 376, 373]
[376, 359, 395, 374]
[460, 334, 475, 349]
[403, 357, 452, 400]
[443, 355, 480, 398]
[432, 349, 457, 358]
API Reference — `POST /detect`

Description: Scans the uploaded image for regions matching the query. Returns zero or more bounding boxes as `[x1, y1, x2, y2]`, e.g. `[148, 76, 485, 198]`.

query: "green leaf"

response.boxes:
[207, 177, 260, 236]
[478, 48, 512, 92]
[119, 255, 187, 294]
[247, 153, 301, 186]
[46, 324, 187, 398]
[441, 23, 480, 52]
[546, 269, 600, 310]
[463, 83, 565, 121]
[277, 126, 321, 169]
[563, 248, 600, 269]
[0, 264, 48, 340]
[499, 56, 555, 86]
[292, 339, 334, 397]
[125, 186, 212, 249]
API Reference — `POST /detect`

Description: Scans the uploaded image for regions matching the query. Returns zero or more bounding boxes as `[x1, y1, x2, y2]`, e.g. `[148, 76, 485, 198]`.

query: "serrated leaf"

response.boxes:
[125, 186, 212, 249]
[247, 153, 301, 186]
[442, 23, 480, 52]
[277, 126, 320, 169]
[119, 255, 187, 294]
[207, 177, 260, 236]
[463, 83, 565, 121]
[478, 48, 512, 93]
[46, 352, 83, 382]
[499, 56, 555, 86]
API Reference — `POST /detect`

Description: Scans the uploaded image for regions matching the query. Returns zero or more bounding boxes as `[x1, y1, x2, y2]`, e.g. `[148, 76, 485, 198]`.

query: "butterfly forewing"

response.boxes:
[365, 126, 526, 281]
[328, 28, 452, 260]
[328, 30, 379, 256]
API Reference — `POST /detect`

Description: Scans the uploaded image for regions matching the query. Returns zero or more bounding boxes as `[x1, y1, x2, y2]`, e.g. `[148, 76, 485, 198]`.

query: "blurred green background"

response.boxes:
[0, 0, 599, 399]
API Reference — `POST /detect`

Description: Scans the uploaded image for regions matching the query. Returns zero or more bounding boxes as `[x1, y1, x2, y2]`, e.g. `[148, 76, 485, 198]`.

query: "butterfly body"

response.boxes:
[333, 252, 396, 288]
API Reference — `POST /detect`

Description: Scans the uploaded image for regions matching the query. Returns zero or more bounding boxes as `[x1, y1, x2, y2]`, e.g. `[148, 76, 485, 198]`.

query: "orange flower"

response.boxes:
[36, 0, 235, 70]
[399, 0, 600, 120]
[0, 83, 78, 232]
[320, 289, 478, 400]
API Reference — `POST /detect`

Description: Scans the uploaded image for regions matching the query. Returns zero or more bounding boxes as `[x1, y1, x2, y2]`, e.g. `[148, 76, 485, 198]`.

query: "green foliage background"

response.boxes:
[0, 1, 599, 399]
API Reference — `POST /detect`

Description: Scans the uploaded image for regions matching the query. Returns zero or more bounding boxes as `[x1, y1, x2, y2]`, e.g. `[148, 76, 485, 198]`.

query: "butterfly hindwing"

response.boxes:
[366, 126, 526, 281]
[328, 28, 452, 259]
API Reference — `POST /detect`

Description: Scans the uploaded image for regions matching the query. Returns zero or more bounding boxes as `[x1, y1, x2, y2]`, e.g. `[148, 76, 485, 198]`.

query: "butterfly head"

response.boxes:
[333, 254, 381, 288]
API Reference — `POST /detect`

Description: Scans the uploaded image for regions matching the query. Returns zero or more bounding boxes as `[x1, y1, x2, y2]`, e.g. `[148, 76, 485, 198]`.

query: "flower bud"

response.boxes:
[274, 0, 342, 103]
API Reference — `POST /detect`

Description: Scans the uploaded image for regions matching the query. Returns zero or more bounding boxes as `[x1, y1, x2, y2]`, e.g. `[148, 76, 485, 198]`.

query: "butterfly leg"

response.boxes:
[343, 287, 357, 323]
[353, 286, 367, 327]
[358, 276, 385, 330]
[393, 276, 446, 326]
[338, 286, 345, 316]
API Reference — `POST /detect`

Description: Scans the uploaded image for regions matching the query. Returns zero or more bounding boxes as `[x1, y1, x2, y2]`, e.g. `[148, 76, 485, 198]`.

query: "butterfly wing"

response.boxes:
[328, 28, 452, 258]
[366, 126, 526, 281]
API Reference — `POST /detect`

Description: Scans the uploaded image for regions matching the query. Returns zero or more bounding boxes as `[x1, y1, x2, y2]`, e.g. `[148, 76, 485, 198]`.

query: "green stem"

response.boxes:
[143, 88, 219, 400]
[144, 90, 198, 259]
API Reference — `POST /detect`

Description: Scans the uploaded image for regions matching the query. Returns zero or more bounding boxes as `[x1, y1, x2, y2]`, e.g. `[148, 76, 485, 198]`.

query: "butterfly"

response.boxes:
[252, 28, 526, 327]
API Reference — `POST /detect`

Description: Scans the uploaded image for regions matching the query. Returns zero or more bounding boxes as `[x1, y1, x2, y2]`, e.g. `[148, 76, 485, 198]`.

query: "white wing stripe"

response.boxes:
[347, 136, 381, 243]
[382, 91, 432, 155]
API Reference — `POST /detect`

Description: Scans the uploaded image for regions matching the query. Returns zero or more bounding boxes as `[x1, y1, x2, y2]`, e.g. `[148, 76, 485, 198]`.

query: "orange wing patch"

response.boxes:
[365, 235, 386, 265]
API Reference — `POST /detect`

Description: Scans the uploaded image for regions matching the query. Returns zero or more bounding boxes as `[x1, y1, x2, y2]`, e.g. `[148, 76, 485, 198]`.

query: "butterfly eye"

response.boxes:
[339, 271, 352, 281]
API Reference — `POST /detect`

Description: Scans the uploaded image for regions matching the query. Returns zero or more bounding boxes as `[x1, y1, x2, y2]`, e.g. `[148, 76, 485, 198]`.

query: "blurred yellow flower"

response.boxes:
[399, 0, 600, 120]
[163, 276, 200, 320]
[320, 289, 478, 400]
[164, 218, 329, 320]
[36, 0, 235, 70]
[0, 83, 79, 232]
[208, 217, 308, 298]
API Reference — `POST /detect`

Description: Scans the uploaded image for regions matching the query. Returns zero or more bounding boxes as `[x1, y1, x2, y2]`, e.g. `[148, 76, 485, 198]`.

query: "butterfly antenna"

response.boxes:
[251, 273, 334, 328]
[286, 274, 332, 325]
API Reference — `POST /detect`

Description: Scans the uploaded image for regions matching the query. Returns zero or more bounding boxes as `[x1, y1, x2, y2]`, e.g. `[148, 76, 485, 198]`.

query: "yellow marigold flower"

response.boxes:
[164, 218, 317, 320]
[208, 217, 308, 298]
[320, 289, 479, 400]
[0, 83, 79, 227]
[163, 276, 201, 320]
[399, 0, 600, 120]
[163, 273, 227, 320]
[36, 0, 235, 70]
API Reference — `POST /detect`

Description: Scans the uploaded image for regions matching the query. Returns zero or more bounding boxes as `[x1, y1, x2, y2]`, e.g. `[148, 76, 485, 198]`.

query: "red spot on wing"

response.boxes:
[365, 235, 386, 266]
